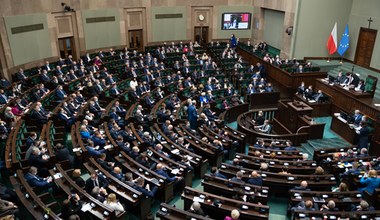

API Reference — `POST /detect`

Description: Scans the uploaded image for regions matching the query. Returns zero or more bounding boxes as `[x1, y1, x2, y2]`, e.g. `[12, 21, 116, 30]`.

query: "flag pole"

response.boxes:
[340, 56, 343, 64]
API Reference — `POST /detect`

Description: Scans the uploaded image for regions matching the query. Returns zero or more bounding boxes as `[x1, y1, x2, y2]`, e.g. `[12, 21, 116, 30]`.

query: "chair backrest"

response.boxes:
[365, 75, 378, 93]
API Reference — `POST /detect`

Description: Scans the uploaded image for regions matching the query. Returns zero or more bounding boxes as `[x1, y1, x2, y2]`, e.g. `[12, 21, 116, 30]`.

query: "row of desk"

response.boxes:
[315, 79, 380, 156]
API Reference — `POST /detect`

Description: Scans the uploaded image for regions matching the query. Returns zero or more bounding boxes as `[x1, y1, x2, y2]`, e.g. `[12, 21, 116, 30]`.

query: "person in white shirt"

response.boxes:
[103, 193, 124, 215]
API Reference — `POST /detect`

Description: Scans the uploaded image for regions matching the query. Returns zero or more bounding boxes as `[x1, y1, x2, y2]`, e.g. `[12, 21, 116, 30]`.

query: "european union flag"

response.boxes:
[338, 24, 350, 56]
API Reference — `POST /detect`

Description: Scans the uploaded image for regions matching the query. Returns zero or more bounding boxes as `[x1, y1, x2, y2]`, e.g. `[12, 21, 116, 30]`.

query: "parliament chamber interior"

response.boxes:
[0, 0, 380, 219]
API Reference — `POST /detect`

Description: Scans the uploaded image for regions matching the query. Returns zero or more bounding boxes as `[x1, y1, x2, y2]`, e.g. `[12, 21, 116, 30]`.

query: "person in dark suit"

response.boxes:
[55, 143, 74, 166]
[334, 71, 346, 84]
[91, 131, 106, 148]
[319, 200, 339, 211]
[210, 167, 227, 179]
[155, 163, 182, 184]
[26, 132, 37, 148]
[0, 78, 11, 89]
[256, 62, 266, 78]
[313, 90, 325, 102]
[96, 153, 114, 172]
[72, 169, 85, 188]
[291, 181, 310, 191]
[57, 108, 75, 126]
[15, 68, 28, 82]
[85, 140, 106, 157]
[28, 148, 50, 176]
[30, 105, 48, 124]
[187, 100, 198, 130]
[24, 166, 55, 190]
[133, 177, 158, 198]
[354, 80, 366, 92]
[55, 85, 67, 101]
[230, 171, 245, 183]
[356, 121, 370, 149]
[353, 110, 363, 125]
[39, 70, 51, 83]
[110, 167, 125, 182]
[284, 141, 297, 151]
[247, 171, 263, 186]
[85, 172, 109, 193]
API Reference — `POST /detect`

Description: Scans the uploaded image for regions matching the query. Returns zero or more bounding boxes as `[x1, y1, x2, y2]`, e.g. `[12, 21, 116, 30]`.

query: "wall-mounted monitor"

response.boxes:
[222, 13, 252, 30]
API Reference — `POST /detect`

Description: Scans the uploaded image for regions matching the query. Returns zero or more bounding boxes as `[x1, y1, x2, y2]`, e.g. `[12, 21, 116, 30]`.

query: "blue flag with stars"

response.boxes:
[338, 24, 350, 56]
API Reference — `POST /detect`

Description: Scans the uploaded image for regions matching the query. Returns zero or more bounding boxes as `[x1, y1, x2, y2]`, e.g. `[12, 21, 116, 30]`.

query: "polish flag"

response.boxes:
[326, 22, 338, 55]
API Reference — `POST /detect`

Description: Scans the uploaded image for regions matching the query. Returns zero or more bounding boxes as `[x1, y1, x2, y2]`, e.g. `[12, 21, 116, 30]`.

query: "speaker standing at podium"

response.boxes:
[356, 121, 369, 149]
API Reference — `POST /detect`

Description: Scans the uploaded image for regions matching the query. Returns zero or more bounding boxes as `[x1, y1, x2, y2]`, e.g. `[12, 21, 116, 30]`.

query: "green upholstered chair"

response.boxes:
[364, 75, 378, 95]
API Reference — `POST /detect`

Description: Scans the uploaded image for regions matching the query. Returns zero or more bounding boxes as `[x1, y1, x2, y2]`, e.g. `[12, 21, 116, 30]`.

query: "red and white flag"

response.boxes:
[326, 22, 338, 55]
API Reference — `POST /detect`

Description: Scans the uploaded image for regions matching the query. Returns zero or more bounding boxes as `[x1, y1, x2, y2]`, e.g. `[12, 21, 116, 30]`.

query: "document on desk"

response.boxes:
[81, 203, 92, 212]
[374, 104, 380, 107]
[53, 173, 62, 179]
[337, 116, 347, 123]
[193, 196, 204, 203]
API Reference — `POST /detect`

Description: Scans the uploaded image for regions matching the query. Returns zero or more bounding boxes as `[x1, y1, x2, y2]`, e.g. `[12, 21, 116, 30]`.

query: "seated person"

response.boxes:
[353, 109, 363, 125]
[284, 141, 297, 151]
[291, 200, 315, 212]
[230, 93, 241, 107]
[85, 172, 109, 193]
[304, 85, 315, 100]
[103, 193, 124, 215]
[254, 120, 272, 134]
[187, 201, 206, 217]
[354, 79, 365, 92]
[313, 90, 325, 102]
[72, 169, 85, 188]
[297, 82, 306, 95]
[24, 166, 55, 190]
[319, 200, 339, 211]
[230, 171, 245, 183]
[359, 169, 380, 195]
[344, 72, 360, 88]
[252, 111, 265, 126]
[352, 200, 375, 211]
[247, 171, 263, 186]
[133, 177, 158, 198]
[155, 163, 183, 184]
[334, 71, 346, 84]
[210, 167, 227, 179]
[291, 180, 310, 191]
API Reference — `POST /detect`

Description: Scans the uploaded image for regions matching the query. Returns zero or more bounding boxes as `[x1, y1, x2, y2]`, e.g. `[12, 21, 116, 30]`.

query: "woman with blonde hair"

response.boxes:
[103, 193, 124, 214]
[359, 169, 380, 194]
[333, 182, 349, 192]
[224, 209, 240, 220]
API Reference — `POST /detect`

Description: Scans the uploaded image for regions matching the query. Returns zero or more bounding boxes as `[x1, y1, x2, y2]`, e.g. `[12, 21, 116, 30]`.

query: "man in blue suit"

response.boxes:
[187, 100, 198, 130]
[24, 166, 55, 190]
[155, 163, 183, 186]
[55, 85, 67, 101]
[353, 110, 363, 125]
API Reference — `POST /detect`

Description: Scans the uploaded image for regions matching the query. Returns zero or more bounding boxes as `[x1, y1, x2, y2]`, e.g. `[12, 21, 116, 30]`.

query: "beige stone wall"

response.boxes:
[0, 0, 253, 79]
[252, 0, 298, 58]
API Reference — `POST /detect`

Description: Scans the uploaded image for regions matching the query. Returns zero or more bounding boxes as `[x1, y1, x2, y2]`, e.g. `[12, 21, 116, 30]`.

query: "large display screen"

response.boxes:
[222, 13, 252, 30]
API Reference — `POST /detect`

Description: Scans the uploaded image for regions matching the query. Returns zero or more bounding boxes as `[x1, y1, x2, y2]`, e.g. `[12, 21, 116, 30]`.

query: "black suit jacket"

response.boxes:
[85, 175, 109, 193]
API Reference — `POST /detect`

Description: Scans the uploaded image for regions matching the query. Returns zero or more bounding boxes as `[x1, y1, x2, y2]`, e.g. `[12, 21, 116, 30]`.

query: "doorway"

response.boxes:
[194, 27, 209, 46]
[354, 27, 377, 68]
[58, 37, 76, 60]
[128, 30, 143, 51]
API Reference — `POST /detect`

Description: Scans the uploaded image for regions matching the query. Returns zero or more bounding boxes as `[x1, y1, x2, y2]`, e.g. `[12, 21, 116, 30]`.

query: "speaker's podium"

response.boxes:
[278, 100, 325, 140]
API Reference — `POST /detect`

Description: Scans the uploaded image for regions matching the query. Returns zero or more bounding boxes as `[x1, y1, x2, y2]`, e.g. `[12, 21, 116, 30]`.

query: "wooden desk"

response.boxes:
[294, 94, 331, 117]
[277, 101, 313, 133]
[331, 115, 357, 144]
[237, 46, 327, 96]
[315, 79, 380, 140]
